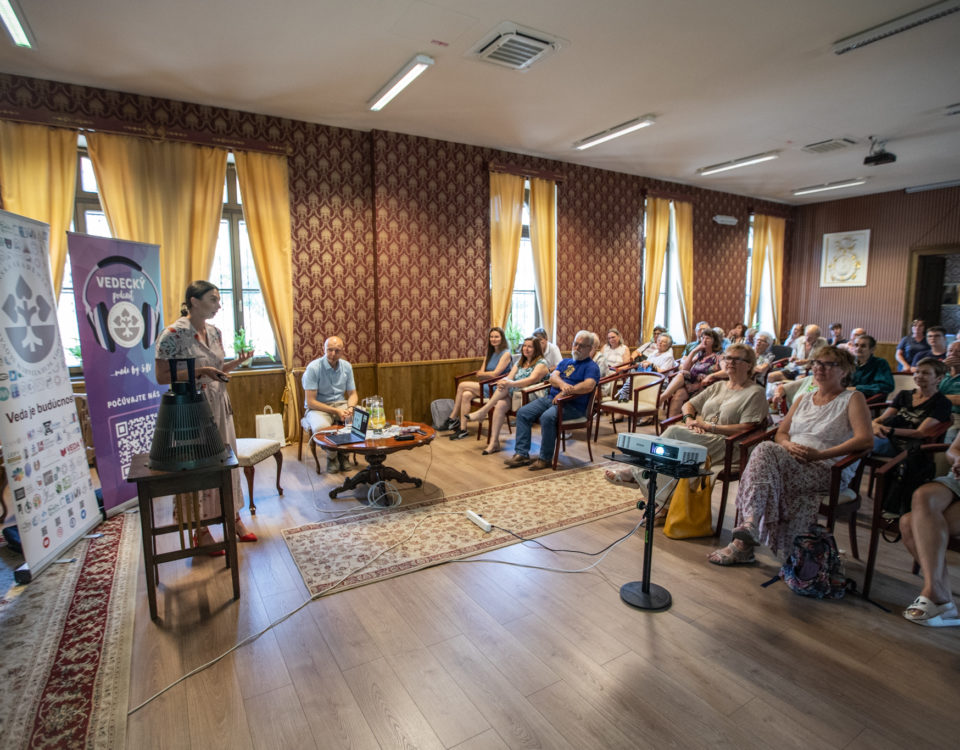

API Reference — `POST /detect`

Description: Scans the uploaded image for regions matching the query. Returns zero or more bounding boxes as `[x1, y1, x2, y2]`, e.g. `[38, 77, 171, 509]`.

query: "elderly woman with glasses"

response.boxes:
[709, 345, 872, 565]
[606, 343, 768, 516]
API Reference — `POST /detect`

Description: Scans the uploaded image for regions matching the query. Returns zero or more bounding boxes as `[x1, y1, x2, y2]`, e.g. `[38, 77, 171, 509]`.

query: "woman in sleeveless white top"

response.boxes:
[709, 345, 872, 564]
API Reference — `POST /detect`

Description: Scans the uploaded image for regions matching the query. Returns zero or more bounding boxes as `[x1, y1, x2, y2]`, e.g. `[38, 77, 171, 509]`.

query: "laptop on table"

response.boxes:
[324, 406, 369, 445]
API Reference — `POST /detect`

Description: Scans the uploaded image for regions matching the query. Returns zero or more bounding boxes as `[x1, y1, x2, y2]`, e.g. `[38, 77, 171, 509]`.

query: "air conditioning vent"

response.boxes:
[801, 138, 858, 154]
[470, 22, 563, 70]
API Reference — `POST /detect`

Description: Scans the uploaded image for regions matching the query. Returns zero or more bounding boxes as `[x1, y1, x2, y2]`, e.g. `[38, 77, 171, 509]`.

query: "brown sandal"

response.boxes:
[707, 542, 755, 566]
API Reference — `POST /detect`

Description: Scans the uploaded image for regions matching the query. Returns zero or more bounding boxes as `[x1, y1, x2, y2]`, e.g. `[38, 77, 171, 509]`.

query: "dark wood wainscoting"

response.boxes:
[376, 358, 483, 425]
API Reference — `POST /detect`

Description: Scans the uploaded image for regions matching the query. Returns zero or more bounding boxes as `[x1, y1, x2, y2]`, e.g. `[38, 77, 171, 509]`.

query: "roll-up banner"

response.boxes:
[0, 210, 100, 581]
[67, 233, 164, 514]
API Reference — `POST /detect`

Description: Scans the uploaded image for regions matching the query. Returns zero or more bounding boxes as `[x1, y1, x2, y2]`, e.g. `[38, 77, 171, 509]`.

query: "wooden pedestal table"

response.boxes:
[126, 450, 240, 621]
[314, 422, 436, 499]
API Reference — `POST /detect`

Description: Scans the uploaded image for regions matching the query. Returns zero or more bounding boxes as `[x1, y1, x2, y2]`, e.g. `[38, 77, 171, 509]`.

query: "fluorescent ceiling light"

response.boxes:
[573, 116, 655, 150]
[792, 178, 867, 196]
[0, 0, 34, 48]
[696, 151, 779, 176]
[833, 0, 960, 55]
[368, 54, 434, 112]
[905, 179, 960, 194]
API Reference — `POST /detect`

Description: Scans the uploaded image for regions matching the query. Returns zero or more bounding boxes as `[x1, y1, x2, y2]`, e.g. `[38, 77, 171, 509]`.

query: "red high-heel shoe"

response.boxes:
[237, 531, 258, 543]
[193, 529, 226, 556]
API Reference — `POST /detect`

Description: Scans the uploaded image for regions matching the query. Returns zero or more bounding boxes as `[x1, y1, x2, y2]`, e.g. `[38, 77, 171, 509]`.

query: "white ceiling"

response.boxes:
[2, 0, 959, 205]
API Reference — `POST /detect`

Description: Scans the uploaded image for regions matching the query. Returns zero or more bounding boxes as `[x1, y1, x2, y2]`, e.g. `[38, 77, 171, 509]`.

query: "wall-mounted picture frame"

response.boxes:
[820, 229, 870, 287]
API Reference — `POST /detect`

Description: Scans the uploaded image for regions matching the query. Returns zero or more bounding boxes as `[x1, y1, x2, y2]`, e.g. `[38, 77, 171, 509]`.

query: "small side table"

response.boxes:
[126, 450, 240, 621]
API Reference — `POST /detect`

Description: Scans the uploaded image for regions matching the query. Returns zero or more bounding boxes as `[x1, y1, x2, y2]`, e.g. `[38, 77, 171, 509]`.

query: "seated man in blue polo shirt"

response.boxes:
[303, 336, 358, 472]
[505, 330, 600, 471]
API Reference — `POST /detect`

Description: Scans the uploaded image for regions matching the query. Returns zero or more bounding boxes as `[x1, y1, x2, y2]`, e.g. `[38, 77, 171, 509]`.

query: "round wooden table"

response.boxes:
[313, 422, 436, 499]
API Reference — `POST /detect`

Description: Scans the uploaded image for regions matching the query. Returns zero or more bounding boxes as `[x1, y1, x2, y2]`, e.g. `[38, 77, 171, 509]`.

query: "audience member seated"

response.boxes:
[605, 343, 767, 518]
[713, 326, 731, 351]
[660, 328, 723, 417]
[871, 358, 950, 458]
[504, 331, 600, 471]
[850, 334, 894, 399]
[303, 335, 359, 473]
[533, 327, 562, 371]
[827, 322, 847, 346]
[726, 323, 748, 345]
[896, 319, 929, 373]
[447, 326, 512, 439]
[782, 323, 805, 350]
[465, 336, 549, 455]
[843, 327, 866, 356]
[708, 345, 872, 565]
[744, 327, 758, 347]
[899, 431, 960, 627]
[597, 328, 629, 396]
[632, 325, 666, 362]
[913, 326, 947, 367]
[613, 332, 676, 402]
[684, 321, 711, 354]
[771, 373, 817, 413]
[768, 324, 827, 383]
[940, 341, 960, 443]
[753, 331, 778, 378]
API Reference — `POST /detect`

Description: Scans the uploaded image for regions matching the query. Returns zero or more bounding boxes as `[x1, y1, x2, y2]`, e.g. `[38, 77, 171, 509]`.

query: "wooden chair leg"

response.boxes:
[243, 465, 256, 515]
[310, 438, 322, 474]
[273, 450, 284, 496]
[715, 478, 731, 537]
[848, 515, 859, 559]
[297, 425, 304, 460]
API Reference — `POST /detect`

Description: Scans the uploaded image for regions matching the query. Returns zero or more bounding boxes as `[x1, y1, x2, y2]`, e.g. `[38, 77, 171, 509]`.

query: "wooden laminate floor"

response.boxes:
[55, 420, 960, 747]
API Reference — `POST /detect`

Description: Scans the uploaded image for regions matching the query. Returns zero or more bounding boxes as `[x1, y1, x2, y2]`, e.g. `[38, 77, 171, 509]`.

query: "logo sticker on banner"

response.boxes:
[0, 210, 100, 581]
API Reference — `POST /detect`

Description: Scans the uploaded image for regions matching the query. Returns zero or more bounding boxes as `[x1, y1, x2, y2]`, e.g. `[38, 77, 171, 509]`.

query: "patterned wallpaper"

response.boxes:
[0, 73, 798, 362]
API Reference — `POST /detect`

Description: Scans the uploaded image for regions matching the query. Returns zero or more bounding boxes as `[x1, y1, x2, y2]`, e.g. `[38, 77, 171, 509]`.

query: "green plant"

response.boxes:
[504, 314, 523, 353]
[233, 328, 254, 354]
[67, 344, 83, 361]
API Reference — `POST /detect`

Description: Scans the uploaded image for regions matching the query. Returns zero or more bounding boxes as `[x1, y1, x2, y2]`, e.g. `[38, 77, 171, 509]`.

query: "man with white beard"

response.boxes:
[505, 330, 600, 471]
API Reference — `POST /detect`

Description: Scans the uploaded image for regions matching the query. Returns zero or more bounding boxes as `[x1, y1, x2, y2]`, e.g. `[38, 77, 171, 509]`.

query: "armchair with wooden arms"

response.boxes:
[453, 366, 512, 441]
[477, 377, 549, 444]
[864, 432, 955, 599]
[659, 415, 767, 537]
[594, 370, 665, 438]
[551, 384, 601, 470]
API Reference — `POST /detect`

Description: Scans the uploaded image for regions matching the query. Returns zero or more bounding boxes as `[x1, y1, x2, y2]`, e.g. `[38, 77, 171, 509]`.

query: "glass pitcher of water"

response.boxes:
[366, 395, 386, 433]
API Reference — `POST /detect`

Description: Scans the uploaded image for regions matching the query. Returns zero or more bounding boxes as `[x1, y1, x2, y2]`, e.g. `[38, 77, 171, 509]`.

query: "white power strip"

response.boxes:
[465, 509, 492, 533]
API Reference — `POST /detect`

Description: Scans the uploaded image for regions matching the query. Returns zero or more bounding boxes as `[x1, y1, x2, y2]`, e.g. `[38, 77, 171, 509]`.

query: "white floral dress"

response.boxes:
[735, 390, 855, 557]
[156, 317, 243, 518]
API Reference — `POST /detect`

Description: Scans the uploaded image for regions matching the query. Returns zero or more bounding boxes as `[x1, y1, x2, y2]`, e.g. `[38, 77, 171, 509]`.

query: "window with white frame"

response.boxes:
[650, 200, 687, 345]
[743, 216, 776, 336]
[58, 148, 275, 367]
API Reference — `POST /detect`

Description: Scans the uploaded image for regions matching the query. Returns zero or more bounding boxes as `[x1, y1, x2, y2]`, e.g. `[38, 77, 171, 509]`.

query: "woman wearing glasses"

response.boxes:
[709, 345, 872, 565]
[659, 327, 724, 417]
[606, 343, 767, 516]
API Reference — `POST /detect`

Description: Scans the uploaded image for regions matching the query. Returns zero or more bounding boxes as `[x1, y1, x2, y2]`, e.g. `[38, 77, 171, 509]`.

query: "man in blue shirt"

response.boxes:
[303, 336, 358, 472]
[505, 331, 601, 471]
[849, 334, 894, 399]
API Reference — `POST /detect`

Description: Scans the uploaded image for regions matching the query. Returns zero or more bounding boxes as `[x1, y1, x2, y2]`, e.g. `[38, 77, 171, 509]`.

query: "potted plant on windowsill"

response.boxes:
[233, 328, 255, 367]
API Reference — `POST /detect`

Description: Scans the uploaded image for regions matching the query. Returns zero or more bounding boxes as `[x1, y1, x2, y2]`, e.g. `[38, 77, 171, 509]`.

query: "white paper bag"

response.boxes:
[255, 405, 285, 443]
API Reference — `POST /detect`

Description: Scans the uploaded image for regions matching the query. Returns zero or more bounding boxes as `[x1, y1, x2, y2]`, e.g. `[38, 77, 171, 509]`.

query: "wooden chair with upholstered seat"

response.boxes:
[235, 438, 283, 515]
[551, 384, 600, 470]
[453, 364, 513, 441]
[594, 370, 665, 437]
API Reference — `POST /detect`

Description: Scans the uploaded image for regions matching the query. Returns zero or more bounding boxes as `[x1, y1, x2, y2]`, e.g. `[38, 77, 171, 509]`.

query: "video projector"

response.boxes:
[617, 431, 708, 467]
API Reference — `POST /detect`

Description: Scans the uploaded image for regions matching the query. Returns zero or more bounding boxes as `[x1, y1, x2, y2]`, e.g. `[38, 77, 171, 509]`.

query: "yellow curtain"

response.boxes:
[528, 177, 557, 340]
[86, 133, 227, 324]
[0, 121, 78, 293]
[489, 171, 525, 329]
[234, 151, 296, 443]
[673, 200, 694, 341]
[748, 214, 771, 327]
[766, 215, 786, 336]
[642, 197, 671, 341]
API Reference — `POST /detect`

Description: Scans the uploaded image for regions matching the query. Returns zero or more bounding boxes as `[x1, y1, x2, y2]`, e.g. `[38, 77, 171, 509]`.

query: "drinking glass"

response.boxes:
[395, 408, 404, 426]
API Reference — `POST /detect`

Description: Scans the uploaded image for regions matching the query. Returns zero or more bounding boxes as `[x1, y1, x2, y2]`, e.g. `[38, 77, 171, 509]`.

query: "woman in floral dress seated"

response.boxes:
[708, 345, 872, 565]
[659, 328, 723, 417]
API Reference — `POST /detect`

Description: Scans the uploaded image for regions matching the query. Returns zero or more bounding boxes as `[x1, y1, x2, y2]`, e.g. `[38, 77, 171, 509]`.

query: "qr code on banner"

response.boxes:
[115, 412, 157, 478]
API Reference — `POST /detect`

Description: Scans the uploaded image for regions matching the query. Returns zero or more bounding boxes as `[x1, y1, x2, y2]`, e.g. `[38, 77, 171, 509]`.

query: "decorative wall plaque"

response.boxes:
[820, 229, 869, 287]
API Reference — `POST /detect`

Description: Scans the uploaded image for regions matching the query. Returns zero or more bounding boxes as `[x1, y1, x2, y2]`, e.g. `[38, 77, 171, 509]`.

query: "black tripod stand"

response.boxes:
[608, 451, 707, 611]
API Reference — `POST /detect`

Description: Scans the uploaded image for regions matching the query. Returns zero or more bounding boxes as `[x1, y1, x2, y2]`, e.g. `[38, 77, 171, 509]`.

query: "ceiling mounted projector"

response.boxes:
[864, 136, 896, 166]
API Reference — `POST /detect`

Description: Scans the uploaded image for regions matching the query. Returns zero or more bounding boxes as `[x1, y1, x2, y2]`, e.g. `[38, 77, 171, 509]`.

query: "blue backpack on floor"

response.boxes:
[778, 526, 854, 599]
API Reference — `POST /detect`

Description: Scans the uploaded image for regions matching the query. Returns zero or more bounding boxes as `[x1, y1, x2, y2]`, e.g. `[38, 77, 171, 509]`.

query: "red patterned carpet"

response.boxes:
[283, 463, 638, 595]
[0, 512, 139, 750]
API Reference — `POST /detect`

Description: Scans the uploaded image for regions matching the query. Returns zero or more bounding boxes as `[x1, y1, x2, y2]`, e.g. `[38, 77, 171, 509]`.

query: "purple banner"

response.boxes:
[67, 233, 164, 513]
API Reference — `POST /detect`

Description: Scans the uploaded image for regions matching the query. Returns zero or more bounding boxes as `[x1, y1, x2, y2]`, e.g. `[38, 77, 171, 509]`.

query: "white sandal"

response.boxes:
[903, 596, 960, 627]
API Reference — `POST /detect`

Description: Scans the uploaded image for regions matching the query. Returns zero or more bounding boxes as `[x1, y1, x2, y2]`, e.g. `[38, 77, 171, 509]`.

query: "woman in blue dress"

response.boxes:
[446, 326, 511, 439]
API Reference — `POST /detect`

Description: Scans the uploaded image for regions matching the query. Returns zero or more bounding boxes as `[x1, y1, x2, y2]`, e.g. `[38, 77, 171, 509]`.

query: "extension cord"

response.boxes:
[465, 509, 492, 533]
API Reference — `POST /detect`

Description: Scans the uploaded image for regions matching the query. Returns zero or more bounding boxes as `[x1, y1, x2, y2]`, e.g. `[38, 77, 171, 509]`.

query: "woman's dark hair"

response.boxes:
[700, 328, 722, 351]
[181, 280, 218, 316]
[518, 337, 543, 368]
[486, 327, 508, 361]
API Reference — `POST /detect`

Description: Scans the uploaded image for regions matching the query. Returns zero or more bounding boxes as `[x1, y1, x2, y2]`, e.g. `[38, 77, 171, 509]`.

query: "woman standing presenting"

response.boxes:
[155, 280, 257, 550]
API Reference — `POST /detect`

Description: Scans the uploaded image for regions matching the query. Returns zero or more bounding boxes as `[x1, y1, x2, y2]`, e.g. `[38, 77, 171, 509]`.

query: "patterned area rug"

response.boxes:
[283, 463, 638, 595]
[0, 511, 139, 750]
